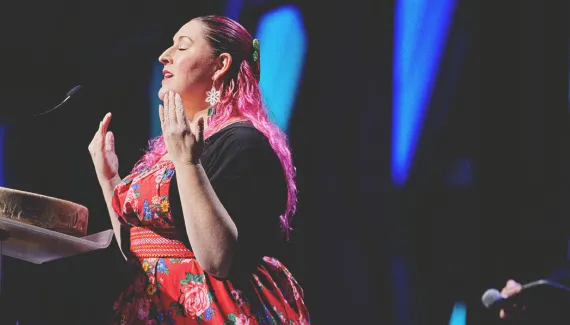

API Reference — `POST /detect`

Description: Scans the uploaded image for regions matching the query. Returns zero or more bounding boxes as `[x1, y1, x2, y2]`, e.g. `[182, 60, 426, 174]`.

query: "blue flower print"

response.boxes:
[162, 168, 175, 181]
[157, 258, 169, 274]
[203, 306, 215, 320]
[143, 200, 152, 220]
[157, 309, 176, 325]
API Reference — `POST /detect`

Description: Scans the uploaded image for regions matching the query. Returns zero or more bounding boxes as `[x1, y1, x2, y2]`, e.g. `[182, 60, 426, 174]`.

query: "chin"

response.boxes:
[158, 87, 169, 101]
[158, 85, 185, 101]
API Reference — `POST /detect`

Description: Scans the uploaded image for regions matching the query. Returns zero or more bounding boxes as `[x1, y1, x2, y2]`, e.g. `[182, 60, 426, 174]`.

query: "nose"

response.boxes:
[158, 47, 172, 64]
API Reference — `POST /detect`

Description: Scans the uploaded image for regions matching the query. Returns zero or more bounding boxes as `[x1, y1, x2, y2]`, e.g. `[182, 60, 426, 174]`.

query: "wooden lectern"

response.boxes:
[0, 187, 113, 296]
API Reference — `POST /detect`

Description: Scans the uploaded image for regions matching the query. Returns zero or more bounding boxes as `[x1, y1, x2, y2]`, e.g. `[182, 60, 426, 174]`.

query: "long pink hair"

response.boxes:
[132, 15, 297, 238]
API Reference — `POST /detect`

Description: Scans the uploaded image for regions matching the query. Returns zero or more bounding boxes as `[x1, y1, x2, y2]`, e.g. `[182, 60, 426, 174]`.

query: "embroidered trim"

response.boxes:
[130, 226, 194, 258]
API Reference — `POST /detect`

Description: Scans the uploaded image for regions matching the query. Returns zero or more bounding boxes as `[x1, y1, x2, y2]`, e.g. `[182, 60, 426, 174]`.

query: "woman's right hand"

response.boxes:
[88, 113, 119, 183]
[499, 279, 523, 319]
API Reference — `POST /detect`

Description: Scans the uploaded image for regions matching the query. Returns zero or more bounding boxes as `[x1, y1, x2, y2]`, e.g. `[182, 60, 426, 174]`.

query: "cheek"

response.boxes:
[177, 58, 214, 92]
[177, 57, 203, 82]
[158, 57, 200, 99]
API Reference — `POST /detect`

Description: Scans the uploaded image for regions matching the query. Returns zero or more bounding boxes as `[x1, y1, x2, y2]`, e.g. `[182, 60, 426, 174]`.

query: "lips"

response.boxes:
[163, 70, 173, 79]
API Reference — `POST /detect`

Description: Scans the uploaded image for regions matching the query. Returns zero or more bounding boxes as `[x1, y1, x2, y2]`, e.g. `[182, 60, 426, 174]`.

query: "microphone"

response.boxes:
[32, 85, 83, 117]
[481, 288, 510, 310]
[482, 279, 570, 311]
[0, 85, 83, 124]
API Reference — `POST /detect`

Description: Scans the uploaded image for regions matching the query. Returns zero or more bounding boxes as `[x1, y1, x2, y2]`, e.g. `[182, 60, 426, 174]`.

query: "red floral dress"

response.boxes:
[110, 159, 310, 325]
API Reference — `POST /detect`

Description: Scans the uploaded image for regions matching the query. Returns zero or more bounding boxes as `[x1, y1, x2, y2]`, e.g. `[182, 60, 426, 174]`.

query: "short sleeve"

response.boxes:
[168, 124, 287, 271]
[206, 128, 287, 268]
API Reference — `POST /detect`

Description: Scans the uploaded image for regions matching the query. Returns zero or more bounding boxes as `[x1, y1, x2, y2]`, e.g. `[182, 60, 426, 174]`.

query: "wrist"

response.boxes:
[172, 160, 203, 177]
[98, 174, 122, 188]
[172, 158, 201, 168]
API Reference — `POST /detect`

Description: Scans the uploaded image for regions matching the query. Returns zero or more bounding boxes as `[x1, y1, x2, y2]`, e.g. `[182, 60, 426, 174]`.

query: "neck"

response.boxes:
[186, 106, 212, 131]
[181, 96, 208, 118]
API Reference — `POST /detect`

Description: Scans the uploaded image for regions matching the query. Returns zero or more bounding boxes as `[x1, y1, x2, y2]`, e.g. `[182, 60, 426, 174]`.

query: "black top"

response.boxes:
[169, 121, 287, 272]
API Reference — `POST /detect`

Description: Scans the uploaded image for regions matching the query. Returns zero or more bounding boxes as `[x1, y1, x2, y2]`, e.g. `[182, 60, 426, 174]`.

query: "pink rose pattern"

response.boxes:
[179, 282, 210, 317]
[110, 160, 311, 324]
[235, 314, 252, 325]
[111, 256, 310, 325]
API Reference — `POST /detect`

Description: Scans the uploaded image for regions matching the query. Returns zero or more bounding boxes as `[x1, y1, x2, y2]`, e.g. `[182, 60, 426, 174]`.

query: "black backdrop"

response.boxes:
[0, 1, 568, 324]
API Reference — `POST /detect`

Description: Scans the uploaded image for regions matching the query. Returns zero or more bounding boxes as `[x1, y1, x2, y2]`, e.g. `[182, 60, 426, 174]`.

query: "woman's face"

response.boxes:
[158, 19, 217, 112]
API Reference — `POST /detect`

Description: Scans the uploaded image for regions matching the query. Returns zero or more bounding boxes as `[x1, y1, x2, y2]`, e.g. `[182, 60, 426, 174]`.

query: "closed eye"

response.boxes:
[174, 36, 193, 51]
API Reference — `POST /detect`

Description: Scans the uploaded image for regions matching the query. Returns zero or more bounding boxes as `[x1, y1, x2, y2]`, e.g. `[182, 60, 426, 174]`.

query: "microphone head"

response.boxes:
[66, 85, 84, 98]
[482, 288, 503, 309]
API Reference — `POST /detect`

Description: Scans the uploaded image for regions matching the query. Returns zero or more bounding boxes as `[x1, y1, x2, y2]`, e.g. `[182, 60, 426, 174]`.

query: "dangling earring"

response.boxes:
[205, 84, 220, 107]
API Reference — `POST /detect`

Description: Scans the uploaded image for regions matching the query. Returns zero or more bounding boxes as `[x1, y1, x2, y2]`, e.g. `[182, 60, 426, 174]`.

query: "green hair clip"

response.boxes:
[252, 38, 260, 63]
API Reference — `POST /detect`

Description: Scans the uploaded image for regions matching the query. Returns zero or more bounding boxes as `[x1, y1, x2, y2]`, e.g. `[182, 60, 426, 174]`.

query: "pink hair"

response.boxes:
[132, 15, 296, 239]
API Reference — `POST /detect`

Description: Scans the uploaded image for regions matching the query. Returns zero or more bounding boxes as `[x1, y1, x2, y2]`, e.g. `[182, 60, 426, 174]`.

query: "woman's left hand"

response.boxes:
[159, 91, 205, 165]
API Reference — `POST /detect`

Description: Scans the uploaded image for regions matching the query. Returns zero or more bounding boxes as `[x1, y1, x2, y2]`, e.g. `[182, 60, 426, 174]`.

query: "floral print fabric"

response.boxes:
[110, 160, 310, 325]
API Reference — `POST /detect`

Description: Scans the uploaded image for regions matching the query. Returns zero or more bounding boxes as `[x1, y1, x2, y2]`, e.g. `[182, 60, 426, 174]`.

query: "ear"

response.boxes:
[213, 53, 232, 82]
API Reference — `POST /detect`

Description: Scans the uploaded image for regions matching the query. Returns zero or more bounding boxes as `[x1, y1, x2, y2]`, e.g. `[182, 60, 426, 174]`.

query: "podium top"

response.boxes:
[0, 186, 88, 237]
[0, 217, 113, 264]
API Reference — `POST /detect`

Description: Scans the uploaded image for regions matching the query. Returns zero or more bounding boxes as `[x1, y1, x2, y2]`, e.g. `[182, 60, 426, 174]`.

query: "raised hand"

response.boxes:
[88, 112, 120, 183]
[159, 91, 205, 165]
[499, 279, 524, 319]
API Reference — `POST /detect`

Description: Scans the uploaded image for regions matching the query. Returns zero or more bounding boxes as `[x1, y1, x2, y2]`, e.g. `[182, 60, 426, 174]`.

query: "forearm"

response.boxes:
[174, 162, 238, 278]
[98, 175, 126, 259]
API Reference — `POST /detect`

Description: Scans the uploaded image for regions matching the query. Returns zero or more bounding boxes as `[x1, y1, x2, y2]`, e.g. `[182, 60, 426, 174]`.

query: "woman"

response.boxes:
[88, 15, 310, 325]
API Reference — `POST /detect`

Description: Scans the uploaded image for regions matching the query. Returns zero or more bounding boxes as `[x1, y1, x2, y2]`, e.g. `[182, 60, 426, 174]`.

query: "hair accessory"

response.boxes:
[252, 38, 260, 62]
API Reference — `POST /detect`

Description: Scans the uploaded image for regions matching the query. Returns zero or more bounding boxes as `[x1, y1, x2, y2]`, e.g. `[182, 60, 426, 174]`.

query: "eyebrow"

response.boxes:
[173, 35, 193, 43]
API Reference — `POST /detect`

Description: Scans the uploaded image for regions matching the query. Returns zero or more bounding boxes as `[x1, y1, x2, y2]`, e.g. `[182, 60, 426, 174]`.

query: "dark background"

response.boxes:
[0, 0, 568, 324]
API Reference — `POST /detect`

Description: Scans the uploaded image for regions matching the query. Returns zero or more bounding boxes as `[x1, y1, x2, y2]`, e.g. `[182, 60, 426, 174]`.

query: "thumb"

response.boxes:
[506, 280, 521, 290]
[105, 131, 115, 152]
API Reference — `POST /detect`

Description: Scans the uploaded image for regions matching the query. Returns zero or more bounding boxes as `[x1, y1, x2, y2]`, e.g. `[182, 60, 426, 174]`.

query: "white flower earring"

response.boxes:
[205, 84, 220, 107]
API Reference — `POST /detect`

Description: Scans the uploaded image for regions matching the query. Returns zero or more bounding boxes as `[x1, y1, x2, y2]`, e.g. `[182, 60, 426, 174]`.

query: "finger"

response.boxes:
[174, 93, 185, 126]
[100, 112, 112, 136]
[93, 113, 111, 150]
[169, 91, 177, 124]
[499, 309, 505, 319]
[96, 117, 104, 136]
[163, 94, 170, 126]
[159, 105, 165, 130]
[96, 121, 103, 141]
[501, 280, 521, 296]
[105, 131, 115, 152]
[506, 280, 519, 288]
[508, 282, 522, 294]
[501, 286, 521, 297]
[196, 117, 205, 143]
